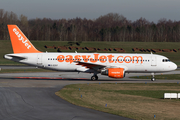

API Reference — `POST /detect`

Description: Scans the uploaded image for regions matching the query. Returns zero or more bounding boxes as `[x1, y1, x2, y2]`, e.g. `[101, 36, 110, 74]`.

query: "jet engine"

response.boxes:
[101, 68, 125, 78]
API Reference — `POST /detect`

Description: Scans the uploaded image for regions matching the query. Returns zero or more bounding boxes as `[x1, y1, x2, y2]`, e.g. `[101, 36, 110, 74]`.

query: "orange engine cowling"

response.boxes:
[101, 68, 125, 78]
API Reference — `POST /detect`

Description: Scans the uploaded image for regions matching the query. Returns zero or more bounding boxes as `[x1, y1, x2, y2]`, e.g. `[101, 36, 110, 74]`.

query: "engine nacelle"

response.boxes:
[101, 68, 125, 78]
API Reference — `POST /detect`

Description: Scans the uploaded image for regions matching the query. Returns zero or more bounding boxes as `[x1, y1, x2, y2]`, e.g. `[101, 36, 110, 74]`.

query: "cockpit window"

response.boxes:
[162, 59, 170, 62]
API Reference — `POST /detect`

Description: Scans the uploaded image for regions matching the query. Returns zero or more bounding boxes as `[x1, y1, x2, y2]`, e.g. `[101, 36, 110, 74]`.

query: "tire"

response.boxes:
[91, 75, 98, 81]
[151, 78, 156, 81]
[91, 76, 96, 81]
[95, 76, 98, 80]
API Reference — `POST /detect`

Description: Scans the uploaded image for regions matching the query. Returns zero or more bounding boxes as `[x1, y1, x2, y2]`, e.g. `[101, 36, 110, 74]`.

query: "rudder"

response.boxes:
[7, 25, 41, 53]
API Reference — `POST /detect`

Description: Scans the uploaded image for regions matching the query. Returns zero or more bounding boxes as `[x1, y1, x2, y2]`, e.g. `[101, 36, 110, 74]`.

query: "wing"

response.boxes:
[74, 61, 128, 73]
[74, 61, 106, 71]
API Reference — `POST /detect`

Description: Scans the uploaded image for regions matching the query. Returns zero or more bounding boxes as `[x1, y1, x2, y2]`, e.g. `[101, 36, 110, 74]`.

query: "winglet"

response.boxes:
[7, 25, 41, 53]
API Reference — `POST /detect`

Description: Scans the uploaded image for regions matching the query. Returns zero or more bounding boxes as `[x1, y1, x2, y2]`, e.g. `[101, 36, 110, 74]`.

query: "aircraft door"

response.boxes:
[151, 56, 156, 66]
[37, 55, 43, 66]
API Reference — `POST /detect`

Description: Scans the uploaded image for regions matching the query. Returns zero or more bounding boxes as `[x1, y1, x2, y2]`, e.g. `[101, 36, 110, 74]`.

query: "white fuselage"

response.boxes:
[4, 52, 177, 73]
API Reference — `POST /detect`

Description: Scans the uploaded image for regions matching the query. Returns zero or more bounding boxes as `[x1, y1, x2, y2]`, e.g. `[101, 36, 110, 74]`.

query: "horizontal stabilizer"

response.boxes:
[4, 54, 27, 61]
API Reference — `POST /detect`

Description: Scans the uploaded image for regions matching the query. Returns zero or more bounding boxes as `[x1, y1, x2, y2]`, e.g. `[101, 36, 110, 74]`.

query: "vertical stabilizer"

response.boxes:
[7, 25, 41, 53]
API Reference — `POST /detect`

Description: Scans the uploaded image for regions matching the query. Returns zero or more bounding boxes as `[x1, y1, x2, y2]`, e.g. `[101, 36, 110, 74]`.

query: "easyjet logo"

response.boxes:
[57, 54, 143, 64]
[13, 28, 31, 49]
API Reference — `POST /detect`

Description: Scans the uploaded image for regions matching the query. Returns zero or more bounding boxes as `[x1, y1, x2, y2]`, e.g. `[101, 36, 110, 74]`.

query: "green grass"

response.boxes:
[103, 90, 180, 99]
[56, 83, 180, 120]
[1, 40, 180, 66]
[131, 74, 180, 80]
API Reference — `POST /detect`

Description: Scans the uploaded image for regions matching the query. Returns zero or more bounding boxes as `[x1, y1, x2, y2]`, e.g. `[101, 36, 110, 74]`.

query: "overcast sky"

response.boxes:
[1, 0, 180, 22]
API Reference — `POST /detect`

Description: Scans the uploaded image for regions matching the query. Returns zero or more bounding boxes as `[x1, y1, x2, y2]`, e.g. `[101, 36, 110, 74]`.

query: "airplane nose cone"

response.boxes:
[172, 63, 177, 70]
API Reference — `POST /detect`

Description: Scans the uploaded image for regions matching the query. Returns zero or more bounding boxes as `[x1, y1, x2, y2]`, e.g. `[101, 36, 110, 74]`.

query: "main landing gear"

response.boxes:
[151, 73, 156, 81]
[91, 75, 98, 81]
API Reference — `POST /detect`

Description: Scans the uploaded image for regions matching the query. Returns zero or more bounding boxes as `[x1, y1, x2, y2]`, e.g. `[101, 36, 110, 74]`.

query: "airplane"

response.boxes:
[4, 25, 177, 81]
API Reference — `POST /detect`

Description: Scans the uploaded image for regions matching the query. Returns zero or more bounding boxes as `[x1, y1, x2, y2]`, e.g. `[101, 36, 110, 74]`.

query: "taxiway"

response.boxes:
[0, 71, 180, 120]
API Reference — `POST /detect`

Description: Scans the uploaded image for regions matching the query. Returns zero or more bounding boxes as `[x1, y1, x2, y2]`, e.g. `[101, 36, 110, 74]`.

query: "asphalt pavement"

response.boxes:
[0, 67, 180, 120]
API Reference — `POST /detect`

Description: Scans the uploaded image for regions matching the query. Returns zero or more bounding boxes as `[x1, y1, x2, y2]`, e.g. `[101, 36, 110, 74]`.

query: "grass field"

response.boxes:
[56, 83, 180, 120]
[1, 40, 180, 66]
[131, 74, 180, 80]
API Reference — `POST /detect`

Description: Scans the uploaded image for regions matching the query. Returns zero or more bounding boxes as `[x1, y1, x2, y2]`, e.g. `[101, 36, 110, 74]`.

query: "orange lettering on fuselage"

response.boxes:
[90, 54, 99, 63]
[117, 56, 123, 63]
[124, 56, 131, 63]
[132, 56, 143, 64]
[56, 54, 143, 64]
[107, 55, 114, 63]
[75, 55, 81, 61]
[82, 55, 91, 62]
[99, 55, 107, 63]
[65, 55, 73, 63]
[57, 55, 65, 62]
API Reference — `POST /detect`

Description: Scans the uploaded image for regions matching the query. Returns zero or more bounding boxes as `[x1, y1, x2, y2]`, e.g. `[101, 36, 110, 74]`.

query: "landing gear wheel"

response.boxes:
[151, 77, 156, 81]
[91, 75, 98, 81]
[151, 73, 156, 81]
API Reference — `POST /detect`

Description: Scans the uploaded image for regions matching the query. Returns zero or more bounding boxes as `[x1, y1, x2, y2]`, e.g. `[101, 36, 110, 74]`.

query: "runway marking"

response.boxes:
[15, 77, 88, 80]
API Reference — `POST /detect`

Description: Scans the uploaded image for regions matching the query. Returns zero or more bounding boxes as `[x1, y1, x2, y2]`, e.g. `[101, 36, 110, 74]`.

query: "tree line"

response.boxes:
[0, 9, 180, 42]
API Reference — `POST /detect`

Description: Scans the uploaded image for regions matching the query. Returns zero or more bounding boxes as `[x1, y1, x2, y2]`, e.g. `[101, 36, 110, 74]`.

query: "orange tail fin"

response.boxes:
[7, 25, 41, 53]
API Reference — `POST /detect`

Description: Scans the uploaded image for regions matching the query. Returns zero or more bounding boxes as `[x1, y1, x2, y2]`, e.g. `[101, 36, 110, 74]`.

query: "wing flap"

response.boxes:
[74, 61, 106, 70]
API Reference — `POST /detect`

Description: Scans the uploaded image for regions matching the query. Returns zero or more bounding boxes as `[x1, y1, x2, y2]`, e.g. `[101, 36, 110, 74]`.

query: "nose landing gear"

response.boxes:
[151, 73, 156, 81]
